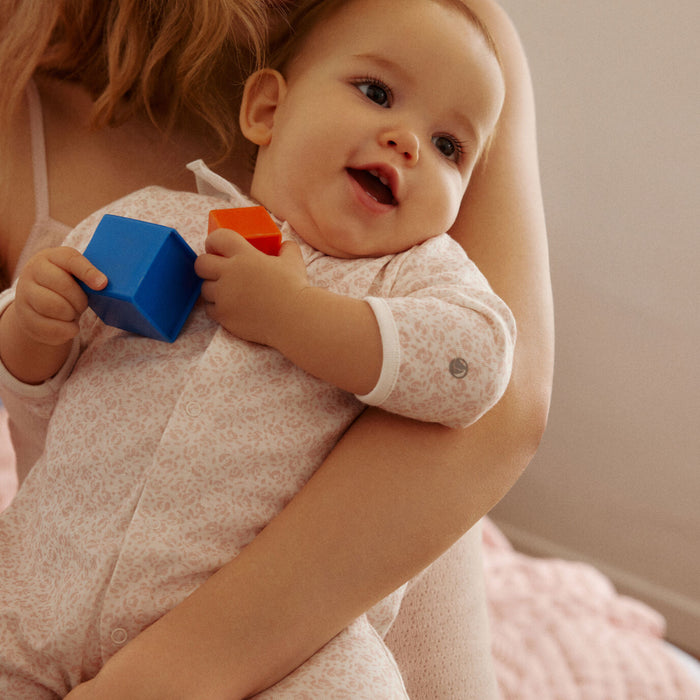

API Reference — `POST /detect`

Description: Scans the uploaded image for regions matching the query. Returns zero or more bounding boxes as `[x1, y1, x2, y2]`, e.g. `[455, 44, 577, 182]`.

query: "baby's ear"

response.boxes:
[239, 69, 287, 146]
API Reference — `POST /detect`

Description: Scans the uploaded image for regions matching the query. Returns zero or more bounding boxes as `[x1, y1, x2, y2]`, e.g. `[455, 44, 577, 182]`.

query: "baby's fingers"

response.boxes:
[194, 253, 223, 282]
[15, 300, 82, 346]
[205, 228, 254, 258]
[13, 277, 83, 346]
[49, 247, 107, 291]
[18, 248, 103, 319]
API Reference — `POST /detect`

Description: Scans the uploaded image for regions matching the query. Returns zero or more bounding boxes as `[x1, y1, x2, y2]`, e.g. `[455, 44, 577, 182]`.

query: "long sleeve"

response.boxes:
[356, 234, 516, 429]
[0, 288, 81, 482]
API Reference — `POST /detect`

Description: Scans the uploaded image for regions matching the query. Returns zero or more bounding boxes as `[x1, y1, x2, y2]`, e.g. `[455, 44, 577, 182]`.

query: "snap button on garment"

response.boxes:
[111, 628, 128, 646]
[186, 401, 202, 417]
[449, 358, 469, 379]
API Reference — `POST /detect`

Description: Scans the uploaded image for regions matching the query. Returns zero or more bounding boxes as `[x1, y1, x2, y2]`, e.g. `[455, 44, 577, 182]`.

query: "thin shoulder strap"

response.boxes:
[25, 80, 51, 223]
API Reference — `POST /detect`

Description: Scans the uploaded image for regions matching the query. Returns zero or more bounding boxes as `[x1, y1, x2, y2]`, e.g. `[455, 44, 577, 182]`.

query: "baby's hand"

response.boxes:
[13, 246, 107, 347]
[195, 229, 308, 347]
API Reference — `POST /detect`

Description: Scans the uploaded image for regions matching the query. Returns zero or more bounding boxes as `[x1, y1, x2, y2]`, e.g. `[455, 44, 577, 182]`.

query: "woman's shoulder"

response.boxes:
[29, 77, 242, 231]
[0, 88, 36, 288]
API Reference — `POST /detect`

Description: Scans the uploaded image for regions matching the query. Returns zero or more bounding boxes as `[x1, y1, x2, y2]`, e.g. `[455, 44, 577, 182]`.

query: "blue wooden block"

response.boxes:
[80, 215, 202, 342]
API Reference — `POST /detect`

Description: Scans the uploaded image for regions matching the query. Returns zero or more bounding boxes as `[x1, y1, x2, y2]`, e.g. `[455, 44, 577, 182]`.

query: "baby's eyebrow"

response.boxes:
[351, 53, 413, 83]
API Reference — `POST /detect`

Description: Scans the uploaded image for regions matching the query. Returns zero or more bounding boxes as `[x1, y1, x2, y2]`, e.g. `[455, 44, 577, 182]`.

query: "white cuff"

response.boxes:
[355, 296, 401, 406]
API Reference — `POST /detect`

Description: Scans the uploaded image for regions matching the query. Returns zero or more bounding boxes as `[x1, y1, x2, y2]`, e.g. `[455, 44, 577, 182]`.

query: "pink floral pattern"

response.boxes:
[0, 180, 513, 696]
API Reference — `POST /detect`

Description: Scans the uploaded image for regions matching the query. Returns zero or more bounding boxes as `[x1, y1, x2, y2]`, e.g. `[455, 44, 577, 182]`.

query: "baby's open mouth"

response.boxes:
[347, 168, 397, 206]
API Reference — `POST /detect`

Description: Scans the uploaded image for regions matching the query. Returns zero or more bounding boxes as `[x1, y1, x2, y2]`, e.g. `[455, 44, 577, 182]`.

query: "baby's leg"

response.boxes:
[0, 634, 68, 700]
[0, 672, 61, 700]
[253, 615, 409, 698]
[0, 513, 75, 699]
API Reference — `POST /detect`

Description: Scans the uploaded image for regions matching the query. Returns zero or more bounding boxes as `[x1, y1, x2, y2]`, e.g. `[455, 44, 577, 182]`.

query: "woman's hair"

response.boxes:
[0, 0, 288, 156]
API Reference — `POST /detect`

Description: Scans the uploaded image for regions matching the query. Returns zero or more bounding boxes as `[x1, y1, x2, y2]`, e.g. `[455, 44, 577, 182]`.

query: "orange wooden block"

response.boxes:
[208, 207, 282, 256]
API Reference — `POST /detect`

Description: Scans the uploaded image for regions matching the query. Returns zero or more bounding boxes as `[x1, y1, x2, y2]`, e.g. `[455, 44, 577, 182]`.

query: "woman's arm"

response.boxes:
[68, 2, 553, 697]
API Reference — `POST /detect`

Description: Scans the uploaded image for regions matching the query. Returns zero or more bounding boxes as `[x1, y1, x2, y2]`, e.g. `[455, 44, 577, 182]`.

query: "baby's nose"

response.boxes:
[382, 129, 420, 164]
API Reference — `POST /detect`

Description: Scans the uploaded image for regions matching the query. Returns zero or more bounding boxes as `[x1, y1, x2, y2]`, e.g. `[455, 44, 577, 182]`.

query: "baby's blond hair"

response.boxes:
[270, 0, 500, 73]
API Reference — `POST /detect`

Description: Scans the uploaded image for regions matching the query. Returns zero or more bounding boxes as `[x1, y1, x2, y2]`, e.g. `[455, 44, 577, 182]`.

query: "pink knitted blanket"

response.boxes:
[482, 517, 700, 699]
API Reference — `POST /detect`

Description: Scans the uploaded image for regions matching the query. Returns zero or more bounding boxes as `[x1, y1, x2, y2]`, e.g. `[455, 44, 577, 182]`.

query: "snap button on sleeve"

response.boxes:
[449, 357, 469, 379]
[110, 628, 128, 646]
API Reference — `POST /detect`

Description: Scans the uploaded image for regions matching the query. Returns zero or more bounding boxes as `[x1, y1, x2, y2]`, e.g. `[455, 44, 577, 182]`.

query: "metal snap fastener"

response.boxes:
[449, 358, 469, 379]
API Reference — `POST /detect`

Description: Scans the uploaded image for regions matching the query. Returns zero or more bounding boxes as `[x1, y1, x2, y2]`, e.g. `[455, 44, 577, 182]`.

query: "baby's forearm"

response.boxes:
[269, 287, 383, 396]
[198, 235, 381, 393]
[0, 302, 73, 385]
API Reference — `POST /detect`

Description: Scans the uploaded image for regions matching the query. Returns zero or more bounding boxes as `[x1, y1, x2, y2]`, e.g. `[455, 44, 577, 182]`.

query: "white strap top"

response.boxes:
[14, 81, 72, 282]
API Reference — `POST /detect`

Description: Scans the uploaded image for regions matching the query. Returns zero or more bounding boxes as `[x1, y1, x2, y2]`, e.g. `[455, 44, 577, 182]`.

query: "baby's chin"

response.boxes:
[303, 230, 427, 260]
[279, 204, 423, 259]
[298, 230, 400, 260]
[280, 216, 366, 259]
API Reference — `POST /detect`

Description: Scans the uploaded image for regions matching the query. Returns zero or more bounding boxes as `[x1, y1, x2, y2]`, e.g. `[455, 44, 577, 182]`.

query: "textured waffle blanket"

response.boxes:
[482, 517, 700, 699]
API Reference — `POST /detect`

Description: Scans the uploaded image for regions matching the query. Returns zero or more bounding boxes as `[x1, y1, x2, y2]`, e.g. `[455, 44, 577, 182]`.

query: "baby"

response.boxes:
[0, 0, 513, 697]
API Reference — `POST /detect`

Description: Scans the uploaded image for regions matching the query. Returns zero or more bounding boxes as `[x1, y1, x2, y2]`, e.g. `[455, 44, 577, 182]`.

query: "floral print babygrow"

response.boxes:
[0, 165, 515, 697]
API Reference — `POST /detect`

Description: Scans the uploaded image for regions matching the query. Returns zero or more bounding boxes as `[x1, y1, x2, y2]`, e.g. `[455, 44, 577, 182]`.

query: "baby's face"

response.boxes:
[252, 0, 504, 258]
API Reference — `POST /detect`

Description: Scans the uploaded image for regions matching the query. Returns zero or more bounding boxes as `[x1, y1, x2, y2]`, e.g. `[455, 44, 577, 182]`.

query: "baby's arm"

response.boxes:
[361, 237, 516, 428]
[0, 247, 107, 384]
[195, 229, 383, 395]
[196, 229, 515, 424]
[196, 229, 515, 428]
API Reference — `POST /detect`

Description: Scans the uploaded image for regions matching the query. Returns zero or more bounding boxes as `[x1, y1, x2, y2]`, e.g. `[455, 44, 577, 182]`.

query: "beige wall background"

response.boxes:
[490, 2, 700, 654]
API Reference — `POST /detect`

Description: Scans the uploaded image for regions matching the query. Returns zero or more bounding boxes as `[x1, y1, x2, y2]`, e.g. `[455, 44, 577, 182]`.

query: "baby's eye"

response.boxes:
[355, 80, 392, 108]
[432, 134, 463, 162]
